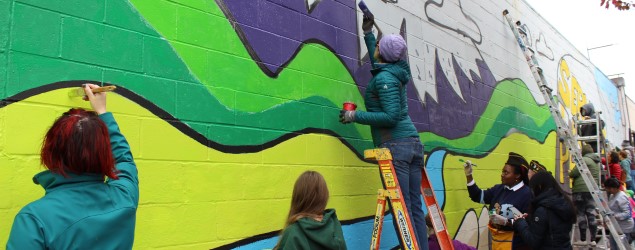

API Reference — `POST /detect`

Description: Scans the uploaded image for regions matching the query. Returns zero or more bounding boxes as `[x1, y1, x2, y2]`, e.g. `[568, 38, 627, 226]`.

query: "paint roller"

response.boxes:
[358, 1, 383, 35]
[68, 85, 117, 97]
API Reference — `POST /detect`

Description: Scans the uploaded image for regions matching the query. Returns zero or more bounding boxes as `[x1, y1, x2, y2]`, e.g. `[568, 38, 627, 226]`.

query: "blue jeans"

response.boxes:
[379, 137, 429, 250]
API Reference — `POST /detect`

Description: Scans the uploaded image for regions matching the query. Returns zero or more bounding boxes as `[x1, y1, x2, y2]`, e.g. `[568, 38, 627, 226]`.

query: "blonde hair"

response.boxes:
[274, 171, 329, 249]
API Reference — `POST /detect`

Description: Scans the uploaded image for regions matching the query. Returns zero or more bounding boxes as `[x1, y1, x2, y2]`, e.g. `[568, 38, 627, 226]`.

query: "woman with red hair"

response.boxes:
[7, 84, 138, 249]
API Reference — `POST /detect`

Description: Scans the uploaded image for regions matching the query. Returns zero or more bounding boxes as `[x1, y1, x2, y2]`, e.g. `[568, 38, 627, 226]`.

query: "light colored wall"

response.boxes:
[627, 95, 635, 138]
[0, 0, 625, 249]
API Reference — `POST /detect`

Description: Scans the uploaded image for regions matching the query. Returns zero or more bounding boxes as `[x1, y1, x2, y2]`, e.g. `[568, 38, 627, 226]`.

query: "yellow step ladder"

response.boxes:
[365, 148, 454, 250]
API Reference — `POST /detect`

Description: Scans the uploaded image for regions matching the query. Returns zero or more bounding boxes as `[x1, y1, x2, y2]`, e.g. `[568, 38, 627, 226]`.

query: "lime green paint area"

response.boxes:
[422, 79, 555, 155]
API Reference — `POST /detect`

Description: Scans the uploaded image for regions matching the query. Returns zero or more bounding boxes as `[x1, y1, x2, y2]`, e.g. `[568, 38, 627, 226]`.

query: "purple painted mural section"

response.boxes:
[424, 52, 498, 138]
[218, 0, 500, 139]
[218, 0, 357, 73]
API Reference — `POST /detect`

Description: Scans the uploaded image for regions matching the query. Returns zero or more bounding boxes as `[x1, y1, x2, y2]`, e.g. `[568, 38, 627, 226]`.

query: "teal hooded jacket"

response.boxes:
[354, 32, 419, 146]
[276, 209, 347, 249]
[7, 112, 139, 249]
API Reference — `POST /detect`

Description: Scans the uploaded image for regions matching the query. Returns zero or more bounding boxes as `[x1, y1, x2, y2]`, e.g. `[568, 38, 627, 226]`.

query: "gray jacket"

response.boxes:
[608, 191, 634, 234]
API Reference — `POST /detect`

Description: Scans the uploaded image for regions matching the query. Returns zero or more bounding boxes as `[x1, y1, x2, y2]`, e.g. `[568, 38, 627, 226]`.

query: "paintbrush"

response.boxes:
[458, 159, 477, 167]
[68, 85, 117, 97]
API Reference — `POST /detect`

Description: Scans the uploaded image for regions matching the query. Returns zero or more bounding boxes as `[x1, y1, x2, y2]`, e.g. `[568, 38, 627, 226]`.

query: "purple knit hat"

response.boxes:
[379, 34, 407, 63]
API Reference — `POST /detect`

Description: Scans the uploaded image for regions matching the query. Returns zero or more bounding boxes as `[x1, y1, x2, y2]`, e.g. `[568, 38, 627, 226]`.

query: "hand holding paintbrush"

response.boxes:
[81, 84, 110, 114]
[69, 85, 116, 98]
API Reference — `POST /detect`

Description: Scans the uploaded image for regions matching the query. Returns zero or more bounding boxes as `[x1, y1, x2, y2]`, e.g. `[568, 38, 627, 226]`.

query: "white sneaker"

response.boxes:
[590, 241, 597, 247]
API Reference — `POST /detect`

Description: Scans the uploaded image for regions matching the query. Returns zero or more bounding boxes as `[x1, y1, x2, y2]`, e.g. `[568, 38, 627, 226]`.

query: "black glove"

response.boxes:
[339, 110, 355, 124]
[362, 15, 374, 34]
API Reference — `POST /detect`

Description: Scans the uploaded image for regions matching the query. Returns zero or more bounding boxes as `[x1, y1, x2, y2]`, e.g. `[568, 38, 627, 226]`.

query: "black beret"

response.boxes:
[506, 152, 529, 170]
[529, 160, 546, 172]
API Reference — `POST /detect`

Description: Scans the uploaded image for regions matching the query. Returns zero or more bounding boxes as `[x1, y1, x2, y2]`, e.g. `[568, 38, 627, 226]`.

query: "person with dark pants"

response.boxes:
[512, 171, 576, 249]
[619, 150, 634, 191]
[339, 13, 428, 249]
[570, 143, 600, 246]
[463, 152, 532, 249]
[604, 177, 634, 249]
[578, 103, 602, 152]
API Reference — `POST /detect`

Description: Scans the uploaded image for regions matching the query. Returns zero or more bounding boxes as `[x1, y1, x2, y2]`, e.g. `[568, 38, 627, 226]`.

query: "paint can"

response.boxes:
[343, 102, 357, 111]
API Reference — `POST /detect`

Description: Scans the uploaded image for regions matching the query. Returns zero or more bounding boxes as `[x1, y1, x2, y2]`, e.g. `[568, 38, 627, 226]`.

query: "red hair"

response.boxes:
[40, 108, 117, 180]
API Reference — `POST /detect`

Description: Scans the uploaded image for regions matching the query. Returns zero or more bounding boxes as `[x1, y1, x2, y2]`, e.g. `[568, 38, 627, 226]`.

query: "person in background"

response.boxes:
[619, 150, 634, 191]
[425, 214, 476, 250]
[512, 171, 575, 249]
[528, 160, 547, 179]
[578, 103, 602, 152]
[626, 189, 635, 243]
[463, 152, 532, 249]
[622, 143, 635, 187]
[339, 12, 429, 249]
[274, 171, 346, 250]
[608, 151, 623, 182]
[569, 143, 601, 246]
[604, 177, 634, 249]
[7, 84, 139, 249]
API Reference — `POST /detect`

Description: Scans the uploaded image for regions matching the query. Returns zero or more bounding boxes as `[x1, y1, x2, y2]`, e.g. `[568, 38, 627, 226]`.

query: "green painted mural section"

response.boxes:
[0, 0, 8, 98]
[422, 79, 556, 155]
[129, 0, 359, 112]
[4, 0, 371, 151]
[3, 1, 556, 155]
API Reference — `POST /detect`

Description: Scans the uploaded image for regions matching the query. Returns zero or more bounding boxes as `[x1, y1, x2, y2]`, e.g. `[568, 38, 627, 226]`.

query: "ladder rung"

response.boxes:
[576, 119, 599, 125]
[539, 84, 552, 92]
[578, 136, 599, 141]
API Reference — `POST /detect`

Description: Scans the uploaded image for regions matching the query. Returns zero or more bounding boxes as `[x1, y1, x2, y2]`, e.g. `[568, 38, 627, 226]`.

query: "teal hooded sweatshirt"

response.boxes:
[7, 112, 139, 249]
[354, 32, 419, 146]
[276, 209, 347, 249]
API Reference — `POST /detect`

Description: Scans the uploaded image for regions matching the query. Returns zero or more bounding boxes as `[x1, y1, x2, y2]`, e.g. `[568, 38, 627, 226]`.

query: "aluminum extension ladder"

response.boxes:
[502, 9, 629, 250]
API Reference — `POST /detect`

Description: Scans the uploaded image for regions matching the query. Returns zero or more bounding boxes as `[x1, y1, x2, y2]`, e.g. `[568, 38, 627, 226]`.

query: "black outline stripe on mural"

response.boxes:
[0, 80, 368, 160]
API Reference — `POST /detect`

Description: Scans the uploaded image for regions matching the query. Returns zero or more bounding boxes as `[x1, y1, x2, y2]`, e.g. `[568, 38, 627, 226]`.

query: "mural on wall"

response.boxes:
[0, 0, 625, 249]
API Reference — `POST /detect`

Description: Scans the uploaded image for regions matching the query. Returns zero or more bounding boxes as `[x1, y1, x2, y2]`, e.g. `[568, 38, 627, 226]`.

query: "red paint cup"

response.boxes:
[343, 102, 357, 111]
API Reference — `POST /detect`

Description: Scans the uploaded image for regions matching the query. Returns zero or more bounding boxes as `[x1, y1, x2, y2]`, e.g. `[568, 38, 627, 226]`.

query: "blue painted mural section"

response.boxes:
[237, 216, 400, 249]
[594, 68, 621, 124]
[425, 150, 447, 208]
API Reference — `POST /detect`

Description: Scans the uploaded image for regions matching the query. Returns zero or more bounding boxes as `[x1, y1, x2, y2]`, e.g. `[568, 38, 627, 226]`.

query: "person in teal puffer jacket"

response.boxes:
[7, 84, 138, 249]
[339, 14, 428, 249]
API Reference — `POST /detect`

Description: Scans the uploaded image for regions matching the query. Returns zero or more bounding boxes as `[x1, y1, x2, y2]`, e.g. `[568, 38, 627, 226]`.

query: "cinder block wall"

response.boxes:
[0, 0, 624, 249]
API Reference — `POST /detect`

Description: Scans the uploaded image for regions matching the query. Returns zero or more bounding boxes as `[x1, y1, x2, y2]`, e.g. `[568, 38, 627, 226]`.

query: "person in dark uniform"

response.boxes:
[463, 152, 532, 249]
